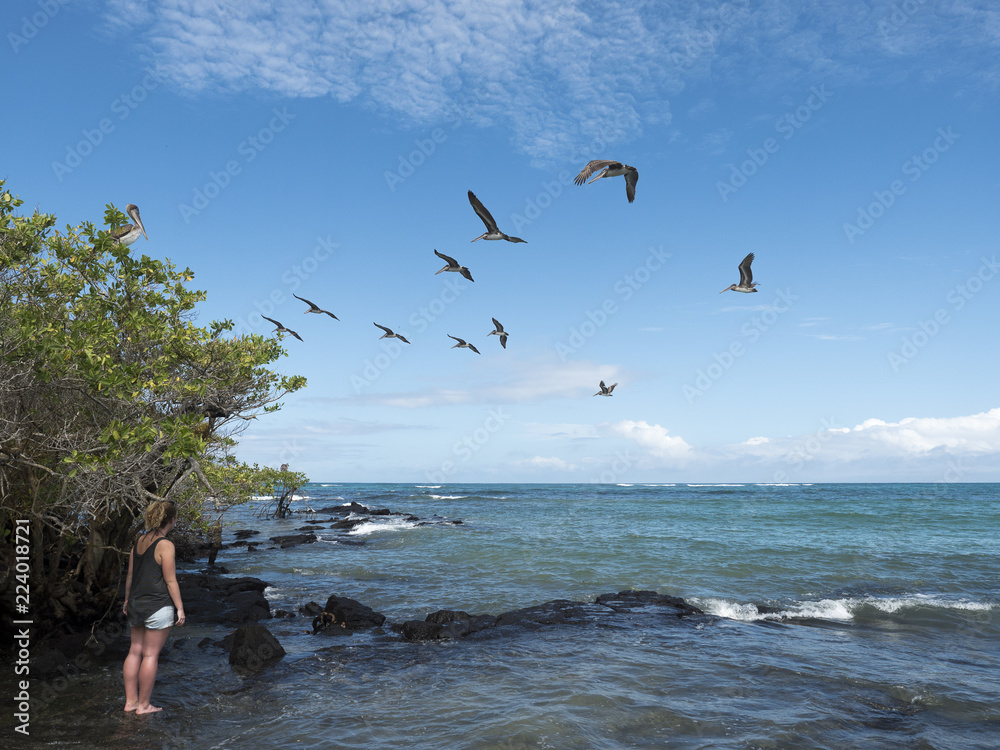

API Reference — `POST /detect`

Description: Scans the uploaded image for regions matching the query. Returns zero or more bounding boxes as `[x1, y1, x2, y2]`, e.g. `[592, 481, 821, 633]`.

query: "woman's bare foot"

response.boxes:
[124, 702, 138, 712]
[135, 704, 163, 714]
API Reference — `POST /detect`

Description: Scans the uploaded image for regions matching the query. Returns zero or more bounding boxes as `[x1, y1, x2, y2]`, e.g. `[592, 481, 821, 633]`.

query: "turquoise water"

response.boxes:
[12, 483, 1000, 748]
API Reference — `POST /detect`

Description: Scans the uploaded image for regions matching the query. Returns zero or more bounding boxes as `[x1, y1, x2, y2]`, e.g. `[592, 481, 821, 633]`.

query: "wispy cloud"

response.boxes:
[338, 356, 622, 408]
[102, 0, 1000, 162]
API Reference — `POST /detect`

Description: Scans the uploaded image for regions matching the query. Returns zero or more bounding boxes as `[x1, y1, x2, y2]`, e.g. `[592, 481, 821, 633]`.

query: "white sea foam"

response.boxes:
[348, 517, 419, 536]
[697, 595, 995, 623]
[428, 494, 467, 500]
[617, 483, 634, 487]
[686, 484, 745, 487]
[416, 485, 442, 489]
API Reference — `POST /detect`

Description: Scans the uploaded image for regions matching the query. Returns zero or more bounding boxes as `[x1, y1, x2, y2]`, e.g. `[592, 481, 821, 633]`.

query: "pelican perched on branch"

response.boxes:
[111, 204, 148, 245]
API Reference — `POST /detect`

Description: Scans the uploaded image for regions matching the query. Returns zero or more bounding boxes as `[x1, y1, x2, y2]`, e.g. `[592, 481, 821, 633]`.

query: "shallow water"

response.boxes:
[5, 483, 998, 749]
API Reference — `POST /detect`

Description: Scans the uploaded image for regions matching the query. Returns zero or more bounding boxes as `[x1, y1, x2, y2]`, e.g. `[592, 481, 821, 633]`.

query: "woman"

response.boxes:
[122, 500, 186, 714]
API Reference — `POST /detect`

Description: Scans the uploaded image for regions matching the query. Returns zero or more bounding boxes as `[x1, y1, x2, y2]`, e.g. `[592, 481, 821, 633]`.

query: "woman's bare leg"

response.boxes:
[123, 627, 145, 711]
[135, 626, 172, 714]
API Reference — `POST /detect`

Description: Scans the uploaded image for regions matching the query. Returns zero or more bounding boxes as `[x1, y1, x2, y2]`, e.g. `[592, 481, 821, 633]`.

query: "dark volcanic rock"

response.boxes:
[393, 590, 705, 642]
[300, 601, 324, 617]
[318, 501, 370, 516]
[331, 518, 365, 531]
[401, 609, 498, 641]
[228, 623, 286, 670]
[495, 599, 610, 629]
[269, 532, 317, 548]
[595, 590, 704, 617]
[233, 529, 260, 540]
[177, 573, 272, 625]
[321, 595, 387, 630]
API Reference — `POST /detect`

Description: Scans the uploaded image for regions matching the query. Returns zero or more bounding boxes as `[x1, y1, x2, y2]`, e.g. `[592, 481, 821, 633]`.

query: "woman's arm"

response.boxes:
[157, 540, 186, 626]
[123, 547, 134, 615]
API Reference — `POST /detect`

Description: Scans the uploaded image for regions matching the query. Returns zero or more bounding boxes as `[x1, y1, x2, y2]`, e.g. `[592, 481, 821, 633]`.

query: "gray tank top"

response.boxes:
[127, 535, 173, 627]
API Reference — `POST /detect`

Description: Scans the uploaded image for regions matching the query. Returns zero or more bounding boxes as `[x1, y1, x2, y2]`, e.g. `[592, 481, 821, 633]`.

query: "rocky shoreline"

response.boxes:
[29, 499, 708, 678]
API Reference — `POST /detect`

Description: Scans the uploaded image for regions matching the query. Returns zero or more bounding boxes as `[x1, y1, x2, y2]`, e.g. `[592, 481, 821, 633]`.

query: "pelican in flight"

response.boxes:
[487, 318, 508, 349]
[593, 380, 617, 397]
[434, 249, 474, 282]
[574, 161, 639, 203]
[374, 323, 410, 344]
[111, 204, 148, 245]
[468, 190, 526, 243]
[448, 335, 481, 354]
[262, 316, 303, 341]
[719, 253, 759, 294]
[293, 294, 339, 319]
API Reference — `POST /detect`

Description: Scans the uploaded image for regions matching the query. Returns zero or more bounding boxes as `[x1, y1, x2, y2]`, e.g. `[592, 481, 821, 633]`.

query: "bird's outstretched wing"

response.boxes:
[738, 253, 755, 287]
[624, 168, 638, 203]
[468, 190, 499, 233]
[574, 160, 616, 185]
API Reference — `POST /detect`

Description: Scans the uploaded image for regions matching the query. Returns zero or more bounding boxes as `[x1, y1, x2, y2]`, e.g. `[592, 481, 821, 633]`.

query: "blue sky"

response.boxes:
[6, 0, 1000, 482]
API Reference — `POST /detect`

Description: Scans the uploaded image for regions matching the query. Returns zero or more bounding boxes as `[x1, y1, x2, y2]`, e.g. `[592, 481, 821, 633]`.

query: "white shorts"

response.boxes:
[145, 605, 175, 629]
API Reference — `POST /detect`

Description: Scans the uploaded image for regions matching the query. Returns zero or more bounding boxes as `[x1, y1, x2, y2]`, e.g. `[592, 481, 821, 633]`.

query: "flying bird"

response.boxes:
[433, 249, 474, 282]
[719, 253, 759, 294]
[262, 316, 303, 341]
[593, 380, 617, 397]
[448, 335, 481, 354]
[374, 323, 410, 344]
[293, 294, 339, 319]
[468, 190, 526, 243]
[574, 161, 639, 203]
[110, 204, 148, 245]
[487, 318, 508, 349]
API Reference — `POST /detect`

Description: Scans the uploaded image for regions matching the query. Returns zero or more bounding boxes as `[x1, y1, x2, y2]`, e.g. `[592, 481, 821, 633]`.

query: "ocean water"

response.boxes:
[10, 483, 1000, 749]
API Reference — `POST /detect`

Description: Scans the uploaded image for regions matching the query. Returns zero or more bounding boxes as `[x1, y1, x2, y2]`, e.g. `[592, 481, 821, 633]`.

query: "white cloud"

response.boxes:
[516, 456, 578, 471]
[103, 0, 1000, 162]
[342, 356, 622, 407]
[606, 419, 692, 461]
[847, 409, 1000, 454]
